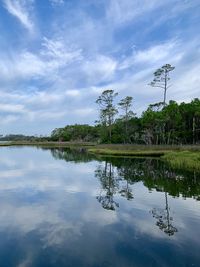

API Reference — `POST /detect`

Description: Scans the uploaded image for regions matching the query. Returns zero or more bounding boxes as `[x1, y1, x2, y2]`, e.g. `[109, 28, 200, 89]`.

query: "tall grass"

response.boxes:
[162, 151, 200, 172]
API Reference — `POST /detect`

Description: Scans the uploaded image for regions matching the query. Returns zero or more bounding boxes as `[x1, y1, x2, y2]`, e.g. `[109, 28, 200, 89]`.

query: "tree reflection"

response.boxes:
[48, 147, 96, 163]
[151, 192, 178, 236]
[119, 179, 134, 200]
[48, 147, 200, 208]
[117, 161, 134, 200]
[95, 161, 119, 210]
[106, 157, 200, 201]
[94, 156, 200, 237]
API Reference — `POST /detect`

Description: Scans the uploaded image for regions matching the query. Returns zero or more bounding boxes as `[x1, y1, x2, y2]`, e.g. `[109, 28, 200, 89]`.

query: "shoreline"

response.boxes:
[0, 142, 200, 172]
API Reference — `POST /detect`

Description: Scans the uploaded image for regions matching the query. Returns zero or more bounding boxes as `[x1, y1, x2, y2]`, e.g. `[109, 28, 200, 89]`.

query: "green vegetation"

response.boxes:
[88, 145, 200, 172]
[162, 151, 200, 172]
[0, 134, 51, 142]
[51, 124, 99, 142]
[0, 141, 95, 148]
[47, 98, 200, 145]
[88, 148, 165, 157]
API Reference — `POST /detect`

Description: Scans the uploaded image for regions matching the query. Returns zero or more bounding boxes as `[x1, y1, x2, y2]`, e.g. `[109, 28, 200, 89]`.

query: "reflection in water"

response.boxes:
[151, 192, 178, 236]
[95, 161, 119, 210]
[49, 147, 95, 163]
[0, 147, 199, 267]
[99, 156, 200, 201]
[51, 148, 200, 238]
[50, 148, 200, 239]
[117, 161, 134, 200]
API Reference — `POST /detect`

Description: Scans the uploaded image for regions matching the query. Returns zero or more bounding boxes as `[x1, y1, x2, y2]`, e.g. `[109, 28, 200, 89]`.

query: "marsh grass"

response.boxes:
[162, 151, 200, 172]
[88, 145, 200, 172]
[88, 148, 166, 157]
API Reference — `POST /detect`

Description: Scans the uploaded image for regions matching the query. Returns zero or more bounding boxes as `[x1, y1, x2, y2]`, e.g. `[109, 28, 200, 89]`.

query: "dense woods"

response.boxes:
[50, 97, 200, 145]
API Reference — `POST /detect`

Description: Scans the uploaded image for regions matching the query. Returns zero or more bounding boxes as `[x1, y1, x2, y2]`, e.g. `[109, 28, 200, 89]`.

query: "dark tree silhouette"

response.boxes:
[118, 96, 135, 143]
[95, 161, 119, 210]
[151, 192, 178, 236]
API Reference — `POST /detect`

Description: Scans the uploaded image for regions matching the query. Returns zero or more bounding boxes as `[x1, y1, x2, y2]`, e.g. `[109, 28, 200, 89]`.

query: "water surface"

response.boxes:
[0, 146, 199, 267]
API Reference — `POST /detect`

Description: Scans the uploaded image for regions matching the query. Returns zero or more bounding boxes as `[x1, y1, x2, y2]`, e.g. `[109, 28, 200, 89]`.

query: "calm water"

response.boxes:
[0, 147, 199, 267]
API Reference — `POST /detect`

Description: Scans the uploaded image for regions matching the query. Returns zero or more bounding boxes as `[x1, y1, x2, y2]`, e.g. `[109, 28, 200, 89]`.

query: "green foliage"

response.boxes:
[51, 124, 100, 142]
[162, 151, 200, 172]
[49, 97, 200, 145]
[0, 134, 50, 142]
[96, 89, 118, 142]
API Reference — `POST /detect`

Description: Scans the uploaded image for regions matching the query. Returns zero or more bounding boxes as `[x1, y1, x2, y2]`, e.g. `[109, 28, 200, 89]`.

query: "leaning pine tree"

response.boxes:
[149, 64, 175, 106]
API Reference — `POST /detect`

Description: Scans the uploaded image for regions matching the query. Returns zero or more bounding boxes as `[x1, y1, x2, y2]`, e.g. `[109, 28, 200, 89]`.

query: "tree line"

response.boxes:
[51, 97, 200, 145]
[51, 64, 200, 145]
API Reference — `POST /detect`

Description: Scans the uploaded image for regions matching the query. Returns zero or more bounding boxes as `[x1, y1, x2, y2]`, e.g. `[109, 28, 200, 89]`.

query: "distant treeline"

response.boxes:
[51, 98, 200, 145]
[0, 134, 50, 142]
[1, 98, 200, 145]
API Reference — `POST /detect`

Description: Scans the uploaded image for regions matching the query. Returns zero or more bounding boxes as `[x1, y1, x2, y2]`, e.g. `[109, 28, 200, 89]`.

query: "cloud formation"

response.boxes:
[3, 0, 34, 32]
[0, 0, 199, 134]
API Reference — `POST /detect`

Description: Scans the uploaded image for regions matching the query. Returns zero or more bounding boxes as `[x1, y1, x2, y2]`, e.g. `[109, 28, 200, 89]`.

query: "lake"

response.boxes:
[0, 146, 199, 267]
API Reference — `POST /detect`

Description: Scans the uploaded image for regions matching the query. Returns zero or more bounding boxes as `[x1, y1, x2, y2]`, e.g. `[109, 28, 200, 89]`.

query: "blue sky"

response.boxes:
[0, 0, 200, 135]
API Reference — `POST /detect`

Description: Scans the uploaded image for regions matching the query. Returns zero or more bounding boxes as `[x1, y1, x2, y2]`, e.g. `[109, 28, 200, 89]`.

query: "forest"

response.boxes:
[50, 97, 200, 145]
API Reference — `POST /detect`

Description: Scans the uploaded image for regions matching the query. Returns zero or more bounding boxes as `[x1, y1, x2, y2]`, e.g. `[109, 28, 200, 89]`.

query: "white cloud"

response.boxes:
[49, 0, 64, 6]
[41, 37, 83, 66]
[0, 37, 83, 82]
[106, 0, 166, 26]
[3, 0, 34, 32]
[74, 108, 95, 117]
[134, 42, 177, 64]
[83, 55, 117, 83]
[119, 40, 181, 70]
[0, 103, 25, 113]
[65, 90, 81, 97]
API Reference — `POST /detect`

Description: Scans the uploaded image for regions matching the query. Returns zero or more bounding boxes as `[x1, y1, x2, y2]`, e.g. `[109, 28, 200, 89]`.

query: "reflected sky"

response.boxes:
[0, 147, 199, 267]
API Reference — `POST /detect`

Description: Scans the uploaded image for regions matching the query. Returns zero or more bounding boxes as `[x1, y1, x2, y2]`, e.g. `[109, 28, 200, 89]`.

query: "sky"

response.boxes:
[0, 0, 200, 135]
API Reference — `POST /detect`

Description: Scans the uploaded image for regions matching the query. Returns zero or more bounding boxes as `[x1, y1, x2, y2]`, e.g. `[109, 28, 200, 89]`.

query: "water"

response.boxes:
[0, 146, 199, 267]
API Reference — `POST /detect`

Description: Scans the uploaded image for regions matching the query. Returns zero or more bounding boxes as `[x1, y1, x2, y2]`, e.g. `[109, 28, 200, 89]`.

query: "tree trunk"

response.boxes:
[164, 70, 167, 105]
[193, 116, 195, 144]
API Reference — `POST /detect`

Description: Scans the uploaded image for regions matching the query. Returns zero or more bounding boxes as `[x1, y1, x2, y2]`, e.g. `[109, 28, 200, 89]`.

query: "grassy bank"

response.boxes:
[162, 151, 200, 172]
[88, 148, 166, 157]
[0, 141, 95, 147]
[88, 145, 200, 172]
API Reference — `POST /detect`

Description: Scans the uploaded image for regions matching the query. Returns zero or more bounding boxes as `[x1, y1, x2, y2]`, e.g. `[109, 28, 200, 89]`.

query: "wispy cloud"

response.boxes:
[3, 0, 34, 32]
[106, 0, 166, 26]
[49, 0, 64, 6]
[83, 55, 118, 84]
[0, 37, 83, 82]
[119, 40, 181, 70]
